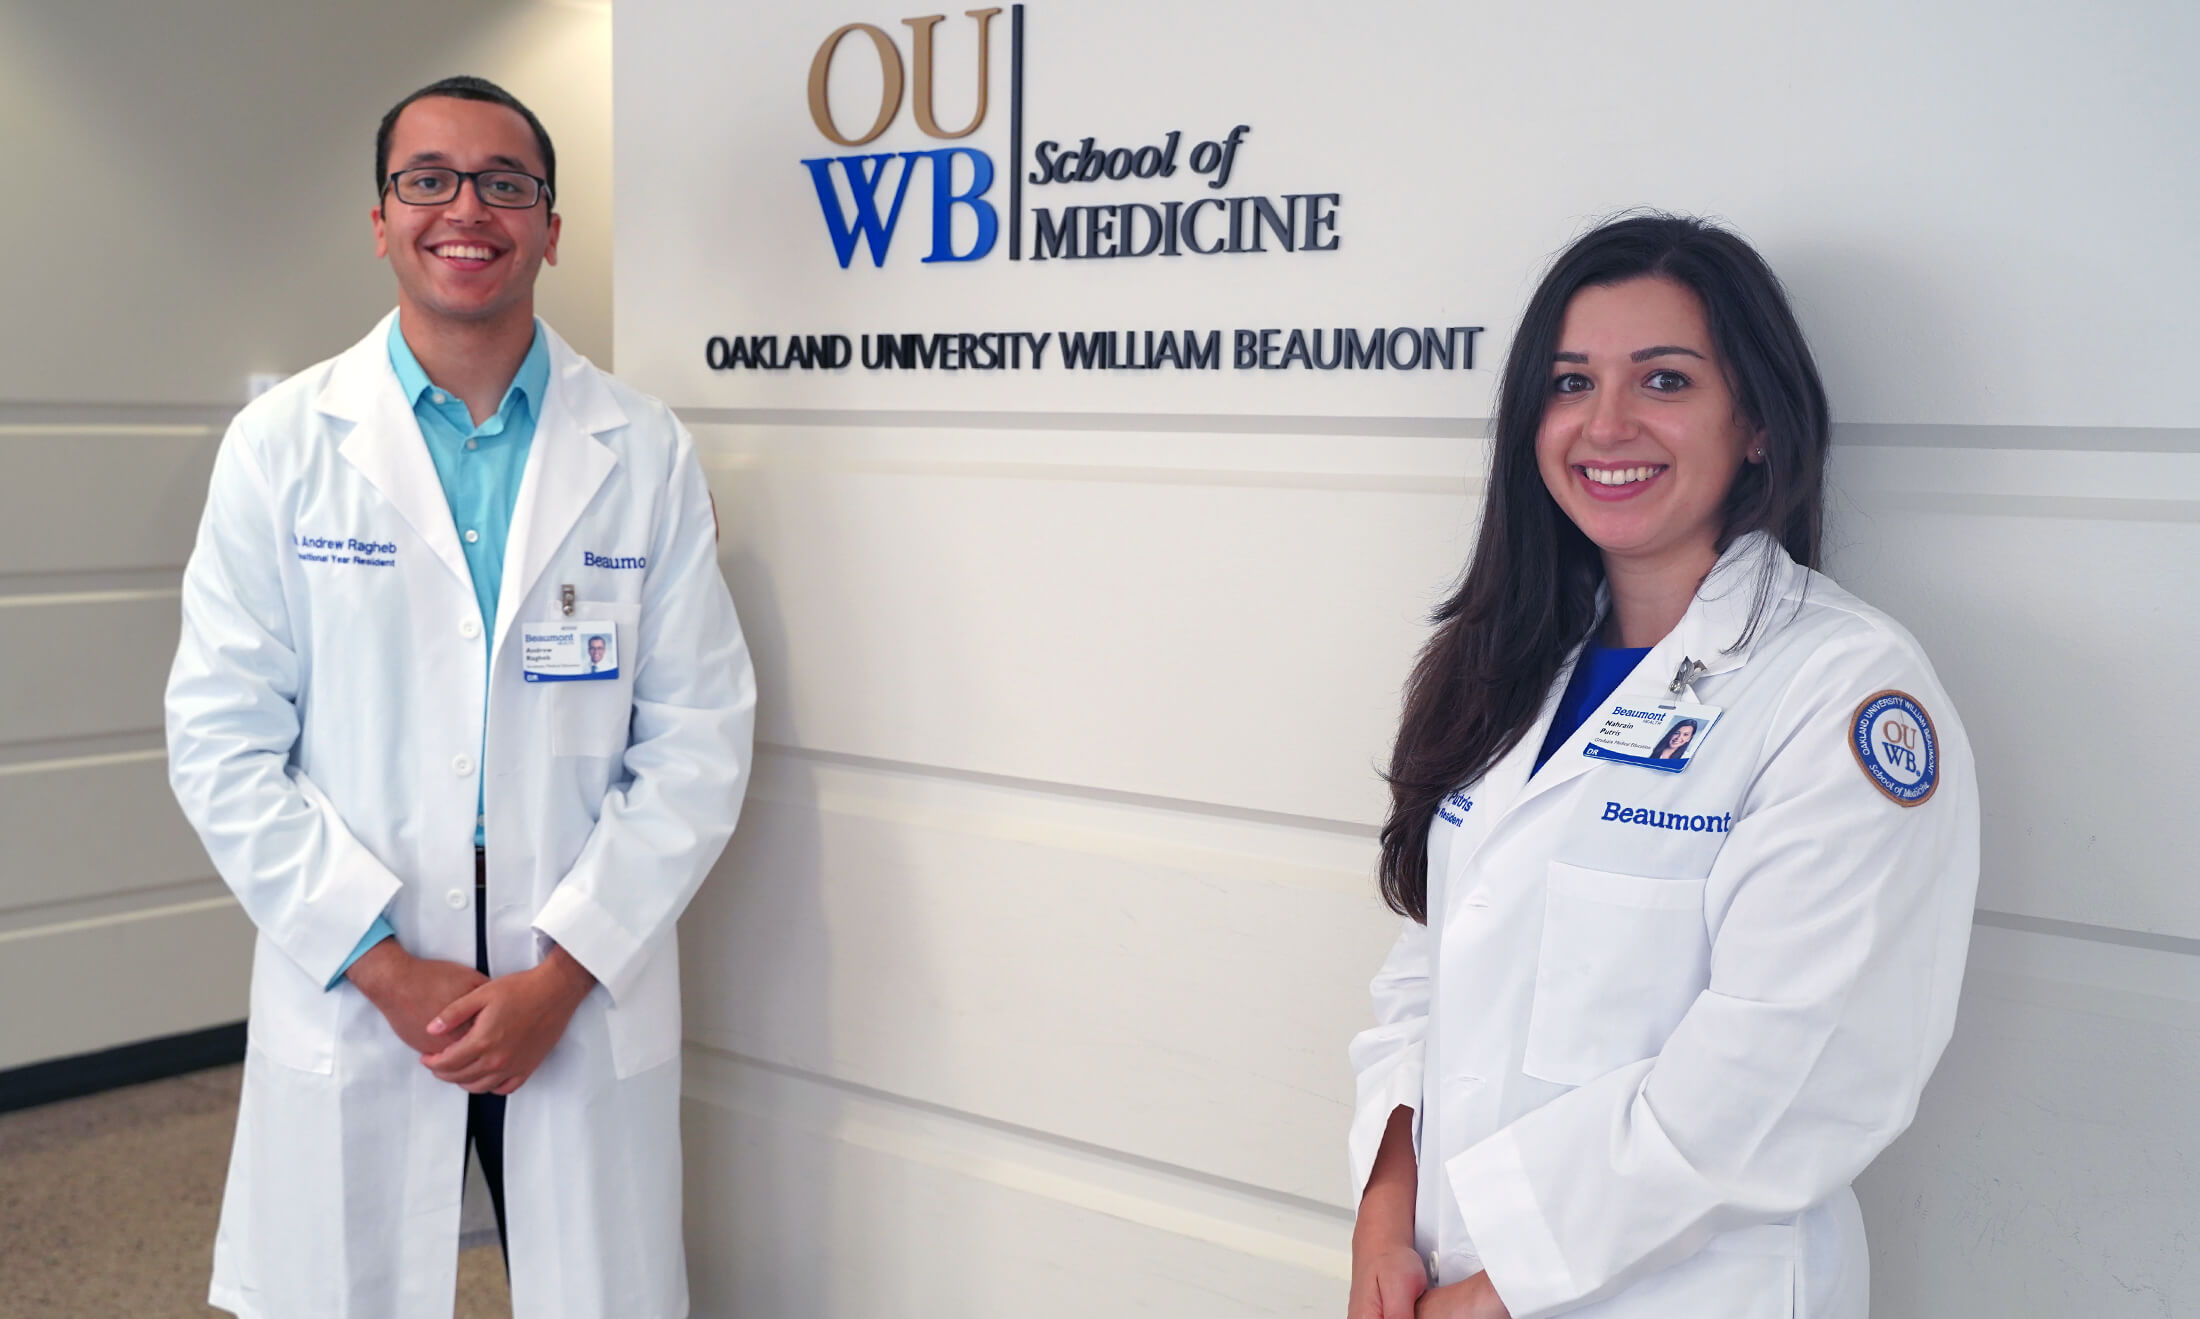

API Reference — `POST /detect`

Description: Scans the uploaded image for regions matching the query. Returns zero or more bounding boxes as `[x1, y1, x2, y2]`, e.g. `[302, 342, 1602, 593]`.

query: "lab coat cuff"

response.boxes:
[1348, 1052, 1423, 1202]
[1447, 1129, 1578, 1319]
[531, 885, 648, 1003]
[326, 913, 396, 989]
[295, 860, 404, 989]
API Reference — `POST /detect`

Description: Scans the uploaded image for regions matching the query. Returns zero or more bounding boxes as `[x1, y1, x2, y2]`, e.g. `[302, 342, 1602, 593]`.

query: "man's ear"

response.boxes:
[544, 211, 562, 267]
[372, 202, 389, 259]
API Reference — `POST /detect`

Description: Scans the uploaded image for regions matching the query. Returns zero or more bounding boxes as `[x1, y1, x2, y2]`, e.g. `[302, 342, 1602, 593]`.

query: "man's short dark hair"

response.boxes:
[376, 75, 557, 203]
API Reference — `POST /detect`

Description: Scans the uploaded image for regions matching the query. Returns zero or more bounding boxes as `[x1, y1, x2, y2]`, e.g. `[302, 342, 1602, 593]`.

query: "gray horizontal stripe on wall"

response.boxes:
[1975, 908, 2200, 958]
[1863, 492, 2200, 523]
[0, 733, 168, 770]
[677, 410, 2200, 453]
[1837, 422, 2200, 452]
[0, 402, 239, 428]
[14, 402, 2191, 452]
[759, 741, 1380, 840]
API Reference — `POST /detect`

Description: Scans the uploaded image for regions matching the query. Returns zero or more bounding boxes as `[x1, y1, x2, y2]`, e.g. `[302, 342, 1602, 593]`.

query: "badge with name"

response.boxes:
[521, 622, 619, 682]
[1582, 698, 1723, 773]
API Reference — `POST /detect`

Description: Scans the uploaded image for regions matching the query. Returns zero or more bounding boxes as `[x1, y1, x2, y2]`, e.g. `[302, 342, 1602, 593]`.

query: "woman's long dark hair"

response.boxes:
[1378, 213, 1830, 921]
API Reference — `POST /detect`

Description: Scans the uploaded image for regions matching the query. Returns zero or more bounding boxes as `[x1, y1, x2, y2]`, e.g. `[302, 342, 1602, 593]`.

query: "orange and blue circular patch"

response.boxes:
[1851, 690, 1938, 806]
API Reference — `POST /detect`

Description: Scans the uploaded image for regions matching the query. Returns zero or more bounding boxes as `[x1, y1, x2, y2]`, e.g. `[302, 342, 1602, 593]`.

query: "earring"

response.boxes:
[1750, 447, 1765, 461]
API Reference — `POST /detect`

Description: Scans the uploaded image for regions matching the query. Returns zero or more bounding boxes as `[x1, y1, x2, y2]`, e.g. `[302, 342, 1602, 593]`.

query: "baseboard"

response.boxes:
[0, 1021, 247, 1114]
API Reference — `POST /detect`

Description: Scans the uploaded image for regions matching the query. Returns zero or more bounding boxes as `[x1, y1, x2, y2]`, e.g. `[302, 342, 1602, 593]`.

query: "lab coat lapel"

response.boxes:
[321, 312, 472, 591]
[1456, 643, 1584, 859]
[1659, 530, 1792, 694]
[1492, 533, 1794, 825]
[493, 326, 623, 658]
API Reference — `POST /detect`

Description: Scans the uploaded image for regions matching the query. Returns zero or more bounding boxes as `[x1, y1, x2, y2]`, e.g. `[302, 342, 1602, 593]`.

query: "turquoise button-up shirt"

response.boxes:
[328, 318, 549, 986]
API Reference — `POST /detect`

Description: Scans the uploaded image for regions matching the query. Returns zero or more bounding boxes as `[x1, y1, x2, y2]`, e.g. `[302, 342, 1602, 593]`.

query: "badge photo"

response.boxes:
[522, 621, 620, 682]
[1850, 689, 1938, 805]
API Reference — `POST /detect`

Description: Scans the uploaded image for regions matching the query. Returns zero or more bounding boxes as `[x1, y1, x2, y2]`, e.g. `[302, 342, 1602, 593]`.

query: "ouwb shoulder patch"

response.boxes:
[1850, 690, 1939, 806]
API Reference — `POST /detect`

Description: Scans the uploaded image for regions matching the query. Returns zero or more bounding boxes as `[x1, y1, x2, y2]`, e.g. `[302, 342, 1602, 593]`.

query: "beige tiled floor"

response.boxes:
[0, 1065, 511, 1318]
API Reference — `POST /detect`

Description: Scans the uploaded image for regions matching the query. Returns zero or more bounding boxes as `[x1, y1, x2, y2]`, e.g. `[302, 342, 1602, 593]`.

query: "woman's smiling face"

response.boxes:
[1535, 276, 1761, 573]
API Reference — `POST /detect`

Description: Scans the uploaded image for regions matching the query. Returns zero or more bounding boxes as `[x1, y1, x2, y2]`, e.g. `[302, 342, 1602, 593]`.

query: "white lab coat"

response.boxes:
[166, 313, 755, 1319]
[1348, 533, 1979, 1319]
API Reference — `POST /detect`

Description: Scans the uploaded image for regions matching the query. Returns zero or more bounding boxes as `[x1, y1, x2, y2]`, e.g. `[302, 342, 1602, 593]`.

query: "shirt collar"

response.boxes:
[386, 316, 551, 419]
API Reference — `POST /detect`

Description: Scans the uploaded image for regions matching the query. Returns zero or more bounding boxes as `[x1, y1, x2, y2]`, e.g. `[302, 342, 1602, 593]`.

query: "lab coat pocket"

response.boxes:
[245, 934, 338, 1074]
[1521, 861, 1709, 1088]
[605, 940, 682, 1078]
[547, 601, 642, 759]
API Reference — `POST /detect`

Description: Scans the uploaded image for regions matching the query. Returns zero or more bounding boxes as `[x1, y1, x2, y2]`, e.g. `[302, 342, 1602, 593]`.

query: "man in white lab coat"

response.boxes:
[166, 76, 754, 1319]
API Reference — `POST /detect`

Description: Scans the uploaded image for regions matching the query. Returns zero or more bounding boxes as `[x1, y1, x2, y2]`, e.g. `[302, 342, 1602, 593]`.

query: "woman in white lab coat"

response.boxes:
[1346, 215, 1979, 1319]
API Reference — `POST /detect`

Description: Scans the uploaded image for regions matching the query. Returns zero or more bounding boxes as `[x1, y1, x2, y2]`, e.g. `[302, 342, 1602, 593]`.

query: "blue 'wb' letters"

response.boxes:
[800, 149, 998, 268]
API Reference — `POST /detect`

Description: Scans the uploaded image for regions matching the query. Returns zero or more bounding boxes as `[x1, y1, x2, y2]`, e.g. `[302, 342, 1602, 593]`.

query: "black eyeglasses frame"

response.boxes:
[381, 167, 554, 210]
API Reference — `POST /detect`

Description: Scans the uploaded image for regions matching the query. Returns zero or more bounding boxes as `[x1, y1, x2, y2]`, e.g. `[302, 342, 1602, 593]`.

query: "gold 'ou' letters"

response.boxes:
[808, 23, 905, 147]
[807, 10, 1003, 146]
[902, 9, 1001, 140]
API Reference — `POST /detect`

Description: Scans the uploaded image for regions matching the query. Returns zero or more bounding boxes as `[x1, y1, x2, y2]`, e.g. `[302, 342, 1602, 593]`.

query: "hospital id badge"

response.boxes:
[520, 621, 619, 682]
[1582, 697, 1722, 773]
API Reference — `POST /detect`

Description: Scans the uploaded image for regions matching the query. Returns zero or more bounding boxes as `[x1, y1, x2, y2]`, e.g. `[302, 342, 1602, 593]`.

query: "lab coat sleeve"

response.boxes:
[166, 422, 405, 988]
[1447, 630, 1980, 1318]
[530, 418, 755, 1003]
[1347, 915, 1432, 1202]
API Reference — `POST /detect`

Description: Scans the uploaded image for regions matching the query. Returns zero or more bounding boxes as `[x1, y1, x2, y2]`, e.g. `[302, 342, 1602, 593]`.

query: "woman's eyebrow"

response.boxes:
[1630, 345, 1706, 362]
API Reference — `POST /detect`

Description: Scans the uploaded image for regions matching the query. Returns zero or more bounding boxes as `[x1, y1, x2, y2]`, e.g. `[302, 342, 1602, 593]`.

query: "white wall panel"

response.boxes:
[685, 748, 1393, 1207]
[0, 752, 207, 917]
[1857, 925, 2200, 1316]
[702, 425, 1472, 826]
[682, 1050, 1348, 1319]
[0, 427, 217, 578]
[0, 593, 179, 746]
[0, 898, 253, 1071]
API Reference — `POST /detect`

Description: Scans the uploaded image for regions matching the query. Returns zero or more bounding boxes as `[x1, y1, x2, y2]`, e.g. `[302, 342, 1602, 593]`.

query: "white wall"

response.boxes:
[619, 1, 2199, 1315]
[0, 0, 613, 1073]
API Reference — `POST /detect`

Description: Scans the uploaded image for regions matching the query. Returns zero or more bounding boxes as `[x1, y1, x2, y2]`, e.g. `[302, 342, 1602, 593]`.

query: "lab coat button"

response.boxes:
[446, 888, 467, 909]
[452, 754, 474, 776]
[460, 618, 480, 640]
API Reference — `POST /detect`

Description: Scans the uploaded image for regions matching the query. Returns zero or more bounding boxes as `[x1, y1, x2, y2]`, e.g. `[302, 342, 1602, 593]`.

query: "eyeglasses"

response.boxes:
[383, 168, 552, 210]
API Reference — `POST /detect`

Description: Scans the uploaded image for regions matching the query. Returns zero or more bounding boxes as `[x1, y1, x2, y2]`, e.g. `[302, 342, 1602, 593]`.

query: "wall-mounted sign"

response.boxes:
[617, 2, 1517, 414]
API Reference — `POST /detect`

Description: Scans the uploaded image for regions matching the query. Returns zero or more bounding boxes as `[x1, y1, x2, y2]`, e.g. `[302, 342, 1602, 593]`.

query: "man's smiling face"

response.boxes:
[372, 96, 559, 332]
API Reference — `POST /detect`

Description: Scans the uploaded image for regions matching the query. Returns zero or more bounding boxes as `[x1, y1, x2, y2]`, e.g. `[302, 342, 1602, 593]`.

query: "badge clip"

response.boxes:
[559, 584, 575, 617]
[1668, 657, 1707, 695]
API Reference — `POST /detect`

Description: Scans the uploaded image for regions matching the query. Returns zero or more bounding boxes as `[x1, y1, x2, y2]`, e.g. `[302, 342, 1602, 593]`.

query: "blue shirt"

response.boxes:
[328, 318, 549, 987]
[1533, 641, 1652, 775]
